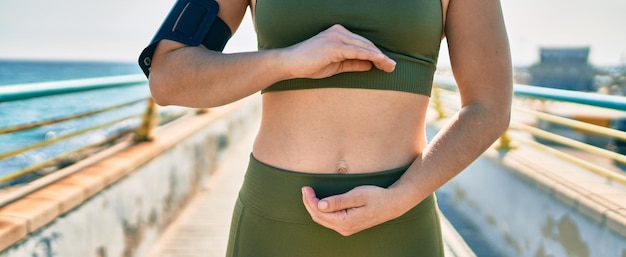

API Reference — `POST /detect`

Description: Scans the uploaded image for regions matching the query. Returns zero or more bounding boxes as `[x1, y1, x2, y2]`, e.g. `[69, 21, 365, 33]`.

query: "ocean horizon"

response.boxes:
[0, 59, 142, 86]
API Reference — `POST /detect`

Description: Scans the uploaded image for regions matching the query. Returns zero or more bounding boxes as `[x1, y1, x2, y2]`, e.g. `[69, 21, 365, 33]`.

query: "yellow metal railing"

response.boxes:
[431, 75, 626, 184]
[0, 75, 193, 192]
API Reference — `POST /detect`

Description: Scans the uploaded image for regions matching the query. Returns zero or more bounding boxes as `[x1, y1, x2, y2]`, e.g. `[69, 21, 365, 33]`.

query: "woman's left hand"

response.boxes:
[301, 185, 405, 236]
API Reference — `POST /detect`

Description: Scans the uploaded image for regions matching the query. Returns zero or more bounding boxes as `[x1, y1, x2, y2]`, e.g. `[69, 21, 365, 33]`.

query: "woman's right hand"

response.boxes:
[280, 24, 396, 79]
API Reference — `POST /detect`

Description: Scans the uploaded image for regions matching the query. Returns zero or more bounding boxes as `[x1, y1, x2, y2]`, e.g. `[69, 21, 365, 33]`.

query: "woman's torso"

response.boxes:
[250, 0, 445, 174]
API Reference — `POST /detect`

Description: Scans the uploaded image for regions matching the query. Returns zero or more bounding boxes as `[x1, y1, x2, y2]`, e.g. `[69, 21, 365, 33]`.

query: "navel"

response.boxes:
[335, 160, 349, 174]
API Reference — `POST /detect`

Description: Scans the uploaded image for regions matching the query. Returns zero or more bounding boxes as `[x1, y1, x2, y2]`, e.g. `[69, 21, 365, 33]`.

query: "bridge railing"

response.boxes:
[2, 73, 624, 203]
[431, 75, 626, 184]
[0, 75, 194, 206]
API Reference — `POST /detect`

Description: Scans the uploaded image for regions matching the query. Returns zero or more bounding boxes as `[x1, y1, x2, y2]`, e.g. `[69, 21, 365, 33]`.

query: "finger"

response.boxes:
[326, 24, 377, 50]
[337, 60, 373, 73]
[336, 47, 396, 73]
[301, 186, 320, 213]
[318, 189, 367, 213]
[370, 55, 396, 73]
[302, 186, 334, 226]
[324, 25, 388, 59]
[330, 26, 397, 72]
[319, 25, 396, 73]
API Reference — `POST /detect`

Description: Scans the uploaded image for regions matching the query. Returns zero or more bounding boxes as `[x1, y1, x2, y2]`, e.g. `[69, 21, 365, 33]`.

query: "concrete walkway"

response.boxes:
[147, 121, 475, 257]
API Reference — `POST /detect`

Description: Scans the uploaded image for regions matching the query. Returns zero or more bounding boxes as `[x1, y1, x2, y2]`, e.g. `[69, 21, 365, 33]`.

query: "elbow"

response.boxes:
[149, 90, 171, 107]
[497, 110, 511, 136]
[486, 89, 513, 137]
[470, 102, 511, 138]
[500, 94, 513, 134]
[146, 42, 189, 107]
[147, 71, 176, 106]
[492, 101, 512, 137]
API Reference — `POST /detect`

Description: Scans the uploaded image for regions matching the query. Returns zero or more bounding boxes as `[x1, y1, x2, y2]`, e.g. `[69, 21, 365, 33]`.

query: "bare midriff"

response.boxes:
[252, 88, 429, 174]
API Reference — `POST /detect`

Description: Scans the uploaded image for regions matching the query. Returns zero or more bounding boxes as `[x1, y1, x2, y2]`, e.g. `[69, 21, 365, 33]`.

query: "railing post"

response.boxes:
[135, 98, 157, 142]
[196, 108, 210, 115]
[431, 83, 447, 119]
[497, 129, 515, 150]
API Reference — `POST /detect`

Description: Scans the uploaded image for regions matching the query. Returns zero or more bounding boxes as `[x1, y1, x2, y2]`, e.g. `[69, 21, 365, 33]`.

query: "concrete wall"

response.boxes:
[0, 97, 261, 257]
[433, 124, 626, 257]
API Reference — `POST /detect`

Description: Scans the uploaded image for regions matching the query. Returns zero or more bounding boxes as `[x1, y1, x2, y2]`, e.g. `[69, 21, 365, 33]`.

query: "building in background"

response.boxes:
[528, 47, 596, 91]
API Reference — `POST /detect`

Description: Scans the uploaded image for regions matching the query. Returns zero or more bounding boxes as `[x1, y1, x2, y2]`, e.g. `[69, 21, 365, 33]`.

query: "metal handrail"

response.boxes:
[0, 74, 146, 102]
[0, 112, 143, 164]
[431, 75, 626, 183]
[0, 126, 136, 184]
[432, 74, 626, 110]
[513, 107, 626, 142]
[0, 75, 161, 188]
[0, 98, 146, 135]
[511, 122, 626, 164]
[0, 74, 198, 207]
[514, 84, 626, 111]
[510, 134, 626, 184]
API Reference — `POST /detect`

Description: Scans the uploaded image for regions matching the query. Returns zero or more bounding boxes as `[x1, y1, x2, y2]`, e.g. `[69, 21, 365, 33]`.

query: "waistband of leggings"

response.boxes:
[238, 154, 435, 224]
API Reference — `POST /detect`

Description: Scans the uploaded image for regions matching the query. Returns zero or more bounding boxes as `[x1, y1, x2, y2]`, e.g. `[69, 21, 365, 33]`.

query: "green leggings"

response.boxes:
[226, 155, 443, 257]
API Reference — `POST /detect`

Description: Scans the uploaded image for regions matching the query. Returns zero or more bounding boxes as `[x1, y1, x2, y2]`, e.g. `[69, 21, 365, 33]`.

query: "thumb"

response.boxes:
[318, 188, 366, 213]
[336, 60, 373, 73]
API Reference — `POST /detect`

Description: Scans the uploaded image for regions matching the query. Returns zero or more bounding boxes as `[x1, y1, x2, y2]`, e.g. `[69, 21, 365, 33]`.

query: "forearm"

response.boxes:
[149, 44, 289, 108]
[303, 100, 512, 235]
[391, 102, 511, 214]
[386, 0, 515, 217]
[147, 25, 396, 108]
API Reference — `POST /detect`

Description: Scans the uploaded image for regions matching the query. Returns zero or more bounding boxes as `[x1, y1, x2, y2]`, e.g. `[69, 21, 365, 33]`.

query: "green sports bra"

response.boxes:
[256, 0, 444, 96]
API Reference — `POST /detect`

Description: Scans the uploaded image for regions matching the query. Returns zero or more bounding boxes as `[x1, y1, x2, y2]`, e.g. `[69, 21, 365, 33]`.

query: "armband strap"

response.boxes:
[138, 0, 232, 77]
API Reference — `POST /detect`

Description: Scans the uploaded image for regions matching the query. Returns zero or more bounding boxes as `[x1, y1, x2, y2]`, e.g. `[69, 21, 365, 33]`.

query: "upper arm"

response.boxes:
[154, 0, 249, 56]
[444, 0, 512, 108]
[216, 0, 249, 34]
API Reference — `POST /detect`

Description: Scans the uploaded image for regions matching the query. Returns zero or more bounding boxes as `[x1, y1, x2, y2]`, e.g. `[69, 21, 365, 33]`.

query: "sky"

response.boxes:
[1, 0, 625, 67]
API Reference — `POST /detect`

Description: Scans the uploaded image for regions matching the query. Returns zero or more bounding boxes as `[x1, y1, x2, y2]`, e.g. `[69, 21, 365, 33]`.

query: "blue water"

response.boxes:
[0, 59, 149, 185]
[0, 59, 142, 85]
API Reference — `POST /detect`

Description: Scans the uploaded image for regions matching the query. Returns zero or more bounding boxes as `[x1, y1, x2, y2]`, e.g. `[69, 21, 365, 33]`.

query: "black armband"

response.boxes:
[138, 0, 232, 77]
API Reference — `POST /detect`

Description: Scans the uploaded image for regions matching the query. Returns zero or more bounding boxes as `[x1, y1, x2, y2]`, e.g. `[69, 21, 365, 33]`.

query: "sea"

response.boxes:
[0, 59, 149, 184]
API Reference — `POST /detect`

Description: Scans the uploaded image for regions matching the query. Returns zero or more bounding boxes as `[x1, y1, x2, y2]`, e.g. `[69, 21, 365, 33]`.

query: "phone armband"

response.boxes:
[138, 0, 232, 77]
